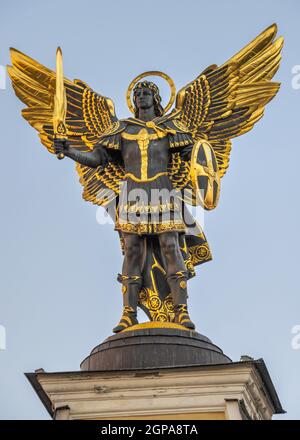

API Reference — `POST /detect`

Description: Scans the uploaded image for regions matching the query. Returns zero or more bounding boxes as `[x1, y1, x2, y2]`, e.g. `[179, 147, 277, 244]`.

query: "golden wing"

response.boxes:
[174, 24, 283, 178]
[168, 152, 195, 204]
[77, 161, 125, 206]
[8, 48, 123, 206]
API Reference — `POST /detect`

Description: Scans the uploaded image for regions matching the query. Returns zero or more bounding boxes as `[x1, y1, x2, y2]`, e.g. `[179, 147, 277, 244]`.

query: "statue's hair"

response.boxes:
[133, 81, 164, 117]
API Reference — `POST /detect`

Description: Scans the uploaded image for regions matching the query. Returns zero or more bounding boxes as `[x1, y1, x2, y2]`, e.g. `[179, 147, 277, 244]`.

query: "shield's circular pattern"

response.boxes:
[190, 140, 221, 210]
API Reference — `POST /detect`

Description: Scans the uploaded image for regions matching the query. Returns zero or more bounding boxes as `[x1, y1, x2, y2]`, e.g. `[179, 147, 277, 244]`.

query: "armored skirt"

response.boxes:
[115, 174, 187, 235]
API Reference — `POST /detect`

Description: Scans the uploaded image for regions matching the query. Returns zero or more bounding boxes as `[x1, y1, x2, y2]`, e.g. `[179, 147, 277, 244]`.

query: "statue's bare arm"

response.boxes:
[53, 138, 110, 168]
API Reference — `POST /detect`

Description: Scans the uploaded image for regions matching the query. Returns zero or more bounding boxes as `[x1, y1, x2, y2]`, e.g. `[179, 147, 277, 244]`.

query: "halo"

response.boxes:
[126, 71, 176, 115]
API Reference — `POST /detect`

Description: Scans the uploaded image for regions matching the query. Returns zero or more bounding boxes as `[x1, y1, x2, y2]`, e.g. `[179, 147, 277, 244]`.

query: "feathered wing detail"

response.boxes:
[8, 48, 124, 205]
[76, 161, 125, 206]
[173, 24, 283, 178]
[168, 152, 196, 205]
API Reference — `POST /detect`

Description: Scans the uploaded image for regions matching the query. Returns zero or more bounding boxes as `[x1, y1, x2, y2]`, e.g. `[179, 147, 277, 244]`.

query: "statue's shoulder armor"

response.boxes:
[157, 115, 194, 149]
[97, 121, 127, 150]
[120, 118, 148, 129]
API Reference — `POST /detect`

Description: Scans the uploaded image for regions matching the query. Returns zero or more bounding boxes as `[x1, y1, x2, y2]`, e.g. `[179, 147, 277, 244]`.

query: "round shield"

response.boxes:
[190, 140, 220, 210]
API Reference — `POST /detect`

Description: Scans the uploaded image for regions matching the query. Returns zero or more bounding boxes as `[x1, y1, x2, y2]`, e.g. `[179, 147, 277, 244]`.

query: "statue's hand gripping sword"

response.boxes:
[53, 47, 67, 160]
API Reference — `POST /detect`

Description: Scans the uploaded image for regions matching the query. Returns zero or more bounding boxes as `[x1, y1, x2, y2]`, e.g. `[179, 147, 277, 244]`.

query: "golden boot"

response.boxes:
[167, 271, 195, 330]
[113, 274, 141, 333]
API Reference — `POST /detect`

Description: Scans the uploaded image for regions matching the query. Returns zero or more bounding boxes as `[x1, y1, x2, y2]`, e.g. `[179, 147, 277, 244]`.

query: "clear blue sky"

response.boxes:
[0, 0, 299, 419]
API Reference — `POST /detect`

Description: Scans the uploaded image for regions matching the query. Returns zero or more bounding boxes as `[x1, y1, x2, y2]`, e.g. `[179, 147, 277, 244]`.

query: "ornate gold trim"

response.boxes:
[122, 322, 190, 332]
[121, 200, 180, 214]
[189, 242, 212, 265]
[115, 221, 186, 235]
[124, 172, 168, 183]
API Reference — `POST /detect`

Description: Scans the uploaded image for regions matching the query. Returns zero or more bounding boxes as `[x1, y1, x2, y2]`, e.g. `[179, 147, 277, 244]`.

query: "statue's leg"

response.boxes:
[159, 232, 195, 330]
[113, 233, 143, 333]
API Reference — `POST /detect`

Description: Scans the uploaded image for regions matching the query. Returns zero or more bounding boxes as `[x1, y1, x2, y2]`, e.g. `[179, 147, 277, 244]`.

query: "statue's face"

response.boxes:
[134, 87, 154, 110]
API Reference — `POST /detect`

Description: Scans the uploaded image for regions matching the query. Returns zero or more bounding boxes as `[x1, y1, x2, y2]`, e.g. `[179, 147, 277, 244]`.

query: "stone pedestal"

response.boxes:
[81, 323, 231, 371]
[26, 323, 284, 420]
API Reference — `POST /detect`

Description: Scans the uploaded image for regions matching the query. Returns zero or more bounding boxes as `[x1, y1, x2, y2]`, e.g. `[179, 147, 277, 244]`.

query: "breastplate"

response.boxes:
[121, 126, 168, 182]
